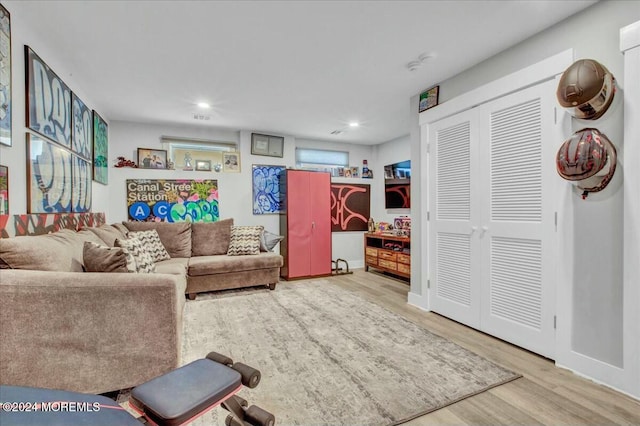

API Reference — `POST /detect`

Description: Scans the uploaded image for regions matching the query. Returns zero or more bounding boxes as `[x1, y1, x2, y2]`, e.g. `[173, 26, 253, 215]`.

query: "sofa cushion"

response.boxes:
[85, 224, 128, 247]
[115, 237, 156, 273]
[83, 241, 132, 273]
[188, 252, 283, 276]
[260, 230, 284, 252]
[155, 257, 189, 276]
[129, 230, 171, 263]
[123, 222, 191, 258]
[0, 229, 105, 272]
[191, 218, 234, 256]
[227, 225, 263, 256]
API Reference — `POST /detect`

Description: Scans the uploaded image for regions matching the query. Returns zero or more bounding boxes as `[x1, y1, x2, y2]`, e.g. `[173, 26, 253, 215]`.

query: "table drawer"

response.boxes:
[397, 253, 410, 264]
[378, 251, 397, 261]
[397, 262, 410, 274]
[365, 247, 378, 257]
[365, 256, 378, 266]
[378, 259, 397, 270]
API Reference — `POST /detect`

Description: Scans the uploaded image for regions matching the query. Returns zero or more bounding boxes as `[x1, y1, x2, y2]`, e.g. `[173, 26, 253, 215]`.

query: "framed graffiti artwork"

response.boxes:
[25, 46, 71, 149]
[92, 111, 108, 185]
[126, 179, 219, 222]
[71, 92, 92, 160]
[0, 5, 11, 146]
[252, 164, 285, 215]
[0, 164, 8, 214]
[72, 155, 92, 212]
[27, 133, 73, 213]
[330, 183, 370, 232]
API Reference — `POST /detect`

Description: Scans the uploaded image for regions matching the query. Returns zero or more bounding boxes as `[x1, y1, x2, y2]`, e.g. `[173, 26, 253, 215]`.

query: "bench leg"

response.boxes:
[267, 283, 276, 291]
[187, 293, 197, 300]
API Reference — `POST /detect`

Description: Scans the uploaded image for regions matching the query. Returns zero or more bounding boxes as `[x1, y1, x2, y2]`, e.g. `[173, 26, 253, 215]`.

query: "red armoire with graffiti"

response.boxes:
[280, 170, 332, 279]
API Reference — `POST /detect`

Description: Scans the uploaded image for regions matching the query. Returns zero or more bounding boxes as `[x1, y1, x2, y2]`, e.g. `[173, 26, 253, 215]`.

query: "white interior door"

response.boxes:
[478, 79, 558, 358]
[429, 109, 482, 329]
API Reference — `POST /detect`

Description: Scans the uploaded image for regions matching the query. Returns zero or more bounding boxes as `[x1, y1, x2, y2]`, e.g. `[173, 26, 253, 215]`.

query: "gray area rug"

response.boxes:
[182, 281, 521, 425]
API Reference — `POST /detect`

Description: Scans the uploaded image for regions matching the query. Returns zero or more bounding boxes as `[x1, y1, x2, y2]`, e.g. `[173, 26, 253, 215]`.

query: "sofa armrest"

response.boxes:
[0, 269, 183, 394]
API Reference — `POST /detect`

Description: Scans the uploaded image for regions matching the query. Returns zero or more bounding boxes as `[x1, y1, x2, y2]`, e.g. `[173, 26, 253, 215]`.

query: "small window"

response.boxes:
[295, 148, 349, 172]
[161, 137, 236, 169]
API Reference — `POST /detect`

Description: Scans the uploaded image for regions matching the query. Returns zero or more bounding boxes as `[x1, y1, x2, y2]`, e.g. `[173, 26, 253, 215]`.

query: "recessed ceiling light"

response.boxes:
[349, 122, 359, 127]
[197, 102, 211, 109]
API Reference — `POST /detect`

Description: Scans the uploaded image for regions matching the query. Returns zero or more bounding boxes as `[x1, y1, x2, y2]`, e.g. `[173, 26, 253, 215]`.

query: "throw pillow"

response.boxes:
[227, 225, 264, 256]
[115, 237, 156, 273]
[259, 230, 284, 252]
[191, 218, 234, 256]
[129, 229, 171, 262]
[83, 241, 133, 273]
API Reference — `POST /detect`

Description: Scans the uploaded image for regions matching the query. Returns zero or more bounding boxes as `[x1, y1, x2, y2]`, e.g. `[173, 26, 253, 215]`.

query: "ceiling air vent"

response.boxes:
[193, 114, 211, 121]
[330, 130, 343, 135]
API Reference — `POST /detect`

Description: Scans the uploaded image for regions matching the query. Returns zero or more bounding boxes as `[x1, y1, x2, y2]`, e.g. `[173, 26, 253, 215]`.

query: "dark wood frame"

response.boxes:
[137, 147, 168, 169]
[251, 133, 284, 158]
[419, 85, 439, 113]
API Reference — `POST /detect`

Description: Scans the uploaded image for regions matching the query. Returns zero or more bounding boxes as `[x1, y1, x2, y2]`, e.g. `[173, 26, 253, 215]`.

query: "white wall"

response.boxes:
[370, 134, 411, 225]
[414, 0, 640, 397]
[0, 3, 110, 215]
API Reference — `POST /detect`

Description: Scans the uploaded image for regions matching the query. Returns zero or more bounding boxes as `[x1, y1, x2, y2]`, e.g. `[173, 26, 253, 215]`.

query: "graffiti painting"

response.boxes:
[0, 164, 7, 214]
[0, 5, 11, 146]
[127, 179, 219, 222]
[0, 212, 105, 238]
[385, 183, 410, 208]
[252, 164, 284, 214]
[72, 155, 92, 212]
[92, 111, 108, 184]
[71, 92, 92, 160]
[27, 134, 73, 214]
[330, 183, 370, 232]
[25, 46, 71, 148]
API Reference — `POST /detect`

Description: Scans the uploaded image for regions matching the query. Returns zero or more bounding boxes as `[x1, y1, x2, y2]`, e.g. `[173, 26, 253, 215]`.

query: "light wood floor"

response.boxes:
[281, 269, 640, 425]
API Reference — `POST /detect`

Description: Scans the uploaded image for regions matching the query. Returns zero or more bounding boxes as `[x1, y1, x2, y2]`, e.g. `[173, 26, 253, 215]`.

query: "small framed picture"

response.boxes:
[0, 164, 8, 214]
[251, 133, 284, 158]
[223, 152, 241, 172]
[137, 148, 167, 169]
[195, 159, 212, 171]
[419, 85, 439, 113]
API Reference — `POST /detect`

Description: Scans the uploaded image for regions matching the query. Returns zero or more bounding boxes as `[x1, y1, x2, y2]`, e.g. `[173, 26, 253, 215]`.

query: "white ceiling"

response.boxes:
[10, 0, 596, 145]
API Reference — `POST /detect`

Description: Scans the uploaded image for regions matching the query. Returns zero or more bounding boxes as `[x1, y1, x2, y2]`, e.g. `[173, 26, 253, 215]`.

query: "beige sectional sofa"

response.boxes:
[0, 219, 282, 394]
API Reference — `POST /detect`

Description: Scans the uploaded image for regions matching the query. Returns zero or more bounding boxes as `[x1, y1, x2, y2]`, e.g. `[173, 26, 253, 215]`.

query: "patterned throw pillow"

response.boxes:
[259, 230, 284, 252]
[227, 225, 264, 256]
[115, 237, 156, 273]
[129, 230, 171, 262]
[83, 241, 134, 273]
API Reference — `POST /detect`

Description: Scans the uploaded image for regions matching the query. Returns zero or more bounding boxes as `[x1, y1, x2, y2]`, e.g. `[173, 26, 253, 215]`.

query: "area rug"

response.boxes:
[182, 281, 521, 425]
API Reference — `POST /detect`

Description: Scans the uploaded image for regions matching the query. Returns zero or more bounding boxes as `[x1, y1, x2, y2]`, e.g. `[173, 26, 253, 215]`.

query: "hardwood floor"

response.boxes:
[282, 270, 640, 425]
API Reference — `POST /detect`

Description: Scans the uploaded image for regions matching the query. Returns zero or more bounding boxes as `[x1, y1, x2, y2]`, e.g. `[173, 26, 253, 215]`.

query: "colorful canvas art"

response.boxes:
[330, 183, 370, 232]
[25, 46, 71, 148]
[93, 111, 108, 184]
[27, 134, 73, 213]
[0, 5, 11, 147]
[71, 93, 92, 160]
[252, 164, 285, 214]
[0, 212, 105, 238]
[0, 165, 7, 214]
[127, 179, 219, 222]
[72, 155, 92, 212]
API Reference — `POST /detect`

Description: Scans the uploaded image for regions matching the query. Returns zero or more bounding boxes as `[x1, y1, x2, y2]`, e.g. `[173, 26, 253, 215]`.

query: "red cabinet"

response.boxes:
[280, 170, 332, 279]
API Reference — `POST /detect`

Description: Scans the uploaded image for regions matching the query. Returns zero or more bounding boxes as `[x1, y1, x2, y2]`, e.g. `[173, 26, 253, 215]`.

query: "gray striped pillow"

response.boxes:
[115, 237, 156, 273]
[129, 229, 171, 262]
[227, 225, 264, 256]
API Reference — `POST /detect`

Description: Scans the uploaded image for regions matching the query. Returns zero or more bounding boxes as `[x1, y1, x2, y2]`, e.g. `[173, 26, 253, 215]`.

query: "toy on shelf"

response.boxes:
[114, 156, 137, 168]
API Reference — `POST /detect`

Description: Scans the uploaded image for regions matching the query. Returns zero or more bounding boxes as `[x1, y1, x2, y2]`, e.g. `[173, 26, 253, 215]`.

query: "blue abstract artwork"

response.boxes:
[252, 164, 285, 214]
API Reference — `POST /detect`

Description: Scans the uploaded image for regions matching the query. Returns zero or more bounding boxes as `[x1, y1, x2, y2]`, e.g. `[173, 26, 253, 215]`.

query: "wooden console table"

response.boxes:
[364, 233, 410, 279]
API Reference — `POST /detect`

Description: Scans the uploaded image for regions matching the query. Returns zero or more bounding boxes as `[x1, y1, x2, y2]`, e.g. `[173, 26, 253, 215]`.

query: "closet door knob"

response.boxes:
[471, 226, 478, 234]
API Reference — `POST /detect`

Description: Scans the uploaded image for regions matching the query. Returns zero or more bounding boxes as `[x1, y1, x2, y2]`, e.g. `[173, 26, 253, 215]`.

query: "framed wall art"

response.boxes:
[92, 111, 108, 185]
[252, 164, 285, 214]
[138, 148, 167, 169]
[25, 46, 71, 148]
[71, 93, 92, 160]
[71, 155, 91, 212]
[0, 5, 11, 147]
[251, 133, 284, 158]
[126, 179, 219, 222]
[330, 183, 370, 232]
[0, 164, 8, 214]
[222, 152, 240, 172]
[27, 133, 73, 213]
[419, 85, 439, 113]
[195, 159, 212, 171]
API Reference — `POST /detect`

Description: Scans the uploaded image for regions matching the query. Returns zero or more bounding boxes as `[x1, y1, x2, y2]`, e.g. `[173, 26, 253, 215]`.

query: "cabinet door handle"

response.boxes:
[312, 221, 316, 229]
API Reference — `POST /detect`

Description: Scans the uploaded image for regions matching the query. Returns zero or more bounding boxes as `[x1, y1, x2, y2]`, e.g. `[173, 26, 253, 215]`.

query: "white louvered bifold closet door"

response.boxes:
[478, 79, 558, 358]
[429, 109, 482, 329]
[427, 79, 559, 359]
